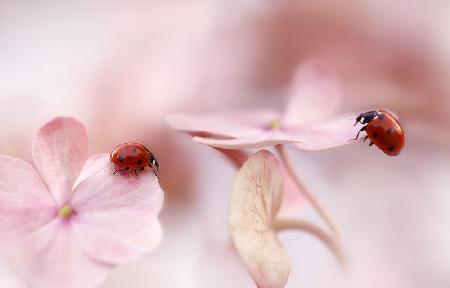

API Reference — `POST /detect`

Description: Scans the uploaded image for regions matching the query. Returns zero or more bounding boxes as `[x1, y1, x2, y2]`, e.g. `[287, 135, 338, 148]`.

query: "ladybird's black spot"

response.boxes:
[373, 132, 378, 138]
[388, 145, 395, 151]
[137, 159, 142, 165]
[119, 156, 125, 163]
[387, 128, 393, 135]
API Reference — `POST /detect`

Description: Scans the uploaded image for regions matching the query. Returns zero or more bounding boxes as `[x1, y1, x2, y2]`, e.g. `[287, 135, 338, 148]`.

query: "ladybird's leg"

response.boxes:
[113, 167, 129, 175]
[133, 167, 145, 176]
[369, 141, 374, 146]
[363, 135, 368, 142]
[353, 126, 366, 141]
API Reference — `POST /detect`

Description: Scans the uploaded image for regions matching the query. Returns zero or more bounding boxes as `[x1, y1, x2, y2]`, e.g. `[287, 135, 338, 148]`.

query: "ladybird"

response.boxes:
[353, 110, 405, 156]
[110, 142, 159, 177]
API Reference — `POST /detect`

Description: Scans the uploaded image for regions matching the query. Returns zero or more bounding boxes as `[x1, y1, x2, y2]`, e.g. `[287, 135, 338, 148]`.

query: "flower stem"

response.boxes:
[274, 218, 346, 266]
[275, 145, 339, 237]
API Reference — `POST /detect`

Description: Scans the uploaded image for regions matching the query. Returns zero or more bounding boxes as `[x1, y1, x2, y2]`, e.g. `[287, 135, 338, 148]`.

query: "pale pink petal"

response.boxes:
[71, 218, 162, 265]
[166, 110, 279, 138]
[0, 155, 56, 246]
[70, 154, 164, 264]
[72, 154, 162, 216]
[193, 112, 358, 150]
[72, 153, 103, 189]
[32, 117, 88, 205]
[229, 150, 290, 288]
[8, 219, 112, 288]
[193, 131, 300, 149]
[286, 113, 361, 150]
[282, 60, 343, 126]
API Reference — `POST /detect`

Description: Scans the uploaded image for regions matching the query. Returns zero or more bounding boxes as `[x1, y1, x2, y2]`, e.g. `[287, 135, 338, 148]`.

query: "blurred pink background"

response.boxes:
[1, 1, 450, 287]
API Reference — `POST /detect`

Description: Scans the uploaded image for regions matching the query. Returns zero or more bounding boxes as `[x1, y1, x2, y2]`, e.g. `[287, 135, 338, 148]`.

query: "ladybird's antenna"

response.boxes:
[151, 166, 161, 180]
[148, 161, 160, 180]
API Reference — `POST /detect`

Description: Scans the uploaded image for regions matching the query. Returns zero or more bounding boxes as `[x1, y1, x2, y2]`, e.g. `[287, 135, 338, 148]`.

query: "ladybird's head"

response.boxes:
[354, 111, 380, 126]
[150, 153, 159, 171]
[354, 114, 363, 126]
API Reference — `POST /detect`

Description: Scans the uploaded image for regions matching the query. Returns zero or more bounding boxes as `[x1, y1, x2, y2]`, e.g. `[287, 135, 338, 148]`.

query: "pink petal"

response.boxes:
[70, 154, 164, 265]
[72, 218, 162, 265]
[229, 150, 290, 288]
[166, 110, 279, 138]
[8, 219, 112, 288]
[287, 113, 361, 150]
[0, 155, 56, 246]
[282, 60, 343, 126]
[193, 131, 300, 149]
[193, 112, 359, 151]
[32, 117, 88, 205]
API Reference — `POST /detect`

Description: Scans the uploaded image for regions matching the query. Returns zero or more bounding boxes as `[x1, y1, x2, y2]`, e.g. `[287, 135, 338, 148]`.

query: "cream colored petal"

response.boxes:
[229, 150, 290, 288]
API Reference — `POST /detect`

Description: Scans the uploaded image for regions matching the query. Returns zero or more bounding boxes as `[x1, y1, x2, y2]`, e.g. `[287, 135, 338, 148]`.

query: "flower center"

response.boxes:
[58, 204, 76, 219]
[267, 120, 280, 130]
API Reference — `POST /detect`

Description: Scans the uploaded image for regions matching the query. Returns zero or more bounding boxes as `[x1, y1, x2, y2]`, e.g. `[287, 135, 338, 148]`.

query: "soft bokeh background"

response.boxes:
[1, 1, 450, 287]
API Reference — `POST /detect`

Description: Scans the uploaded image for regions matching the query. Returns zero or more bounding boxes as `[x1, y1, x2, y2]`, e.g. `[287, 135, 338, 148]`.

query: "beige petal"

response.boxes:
[229, 150, 290, 288]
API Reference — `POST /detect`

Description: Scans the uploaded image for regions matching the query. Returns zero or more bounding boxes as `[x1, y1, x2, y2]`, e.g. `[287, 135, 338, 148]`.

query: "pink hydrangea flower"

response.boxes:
[0, 117, 163, 288]
[166, 60, 358, 150]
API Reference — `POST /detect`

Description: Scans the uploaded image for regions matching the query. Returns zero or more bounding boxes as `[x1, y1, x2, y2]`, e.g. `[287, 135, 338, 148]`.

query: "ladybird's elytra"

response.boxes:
[353, 109, 405, 156]
[110, 142, 159, 177]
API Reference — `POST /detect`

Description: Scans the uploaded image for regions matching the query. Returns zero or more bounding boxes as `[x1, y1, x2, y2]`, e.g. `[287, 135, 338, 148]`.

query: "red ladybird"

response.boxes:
[353, 110, 405, 156]
[110, 142, 159, 177]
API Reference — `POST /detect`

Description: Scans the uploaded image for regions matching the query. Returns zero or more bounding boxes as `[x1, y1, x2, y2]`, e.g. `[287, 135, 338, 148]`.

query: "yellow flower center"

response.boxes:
[58, 204, 76, 219]
[267, 120, 280, 130]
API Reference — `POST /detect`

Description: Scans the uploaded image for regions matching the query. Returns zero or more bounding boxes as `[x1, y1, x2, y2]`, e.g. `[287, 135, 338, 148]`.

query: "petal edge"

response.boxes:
[32, 117, 88, 204]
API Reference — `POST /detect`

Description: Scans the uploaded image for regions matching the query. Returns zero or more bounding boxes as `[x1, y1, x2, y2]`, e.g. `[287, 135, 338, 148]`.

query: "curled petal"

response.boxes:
[32, 117, 88, 205]
[282, 60, 343, 126]
[193, 131, 300, 149]
[166, 110, 279, 138]
[287, 113, 361, 150]
[229, 150, 290, 288]
[0, 155, 56, 246]
[71, 154, 164, 264]
[191, 112, 359, 151]
[8, 219, 112, 288]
